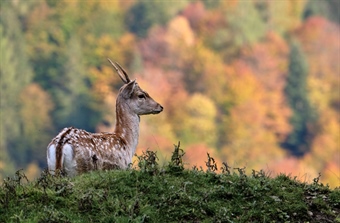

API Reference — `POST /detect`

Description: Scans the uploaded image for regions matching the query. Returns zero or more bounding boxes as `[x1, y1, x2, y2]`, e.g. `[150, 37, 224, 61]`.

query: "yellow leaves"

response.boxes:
[92, 33, 136, 66]
[308, 76, 332, 111]
[164, 15, 196, 66]
[186, 93, 217, 120]
[267, 0, 307, 33]
[0, 161, 4, 172]
[19, 83, 54, 163]
[24, 162, 41, 181]
[19, 83, 54, 137]
[94, 35, 121, 63]
[322, 162, 340, 188]
[59, 1, 121, 21]
[167, 15, 195, 48]
[286, 0, 307, 26]
[304, 109, 340, 168]
[91, 67, 115, 100]
[237, 32, 292, 140]
[221, 61, 287, 169]
[298, 18, 340, 116]
[97, 1, 121, 11]
[292, 17, 340, 187]
[180, 93, 217, 147]
[180, 39, 228, 96]
[224, 62, 266, 121]
[228, 64, 262, 105]
[89, 33, 137, 104]
[220, 0, 239, 12]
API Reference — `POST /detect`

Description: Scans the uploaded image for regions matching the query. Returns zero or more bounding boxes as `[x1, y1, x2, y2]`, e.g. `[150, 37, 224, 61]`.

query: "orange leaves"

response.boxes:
[219, 42, 291, 170]
[295, 17, 339, 84]
[227, 61, 262, 105]
[183, 144, 221, 170]
[266, 156, 318, 183]
[322, 162, 340, 188]
[141, 15, 297, 171]
[181, 1, 206, 31]
[90, 66, 117, 97]
[238, 32, 292, 140]
[295, 16, 339, 50]
[303, 109, 340, 173]
[295, 17, 340, 111]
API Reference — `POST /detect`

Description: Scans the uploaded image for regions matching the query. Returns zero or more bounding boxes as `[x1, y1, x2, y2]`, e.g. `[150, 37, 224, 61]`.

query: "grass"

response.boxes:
[1, 143, 339, 223]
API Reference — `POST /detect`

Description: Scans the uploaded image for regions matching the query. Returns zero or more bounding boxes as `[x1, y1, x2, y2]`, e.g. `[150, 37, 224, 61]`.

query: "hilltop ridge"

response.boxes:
[1, 146, 339, 222]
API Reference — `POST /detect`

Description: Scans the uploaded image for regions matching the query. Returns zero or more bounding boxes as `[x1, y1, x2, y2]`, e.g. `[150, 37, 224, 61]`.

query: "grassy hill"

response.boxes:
[1, 146, 339, 223]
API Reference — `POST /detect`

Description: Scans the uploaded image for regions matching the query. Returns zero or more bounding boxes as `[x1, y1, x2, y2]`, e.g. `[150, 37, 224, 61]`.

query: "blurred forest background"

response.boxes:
[0, 0, 339, 187]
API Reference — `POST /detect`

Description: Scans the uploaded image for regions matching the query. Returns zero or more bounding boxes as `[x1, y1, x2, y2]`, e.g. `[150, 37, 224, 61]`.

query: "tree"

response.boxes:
[125, 0, 189, 37]
[181, 1, 206, 31]
[0, 2, 34, 175]
[219, 62, 285, 170]
[52, 35, 102, 132]
[17, 84, 54, 167]
[239, 32, 292, 142]
[254, 0, 307, 34]
[179, 94, 218, 147]
[25, 1, 120, 132]
[304, 0, 340, 24]
[294, 17, 339, 113]
[294, 17, 340, 187]
[282, 40, 316, 157]
[207, 0, 266, 60]
[226, 0, 266, 46]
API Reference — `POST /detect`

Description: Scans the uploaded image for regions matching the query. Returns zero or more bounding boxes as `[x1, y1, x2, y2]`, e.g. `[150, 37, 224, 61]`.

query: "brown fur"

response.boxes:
[47, 60, 163, 176]
[55, 127, 74, 171]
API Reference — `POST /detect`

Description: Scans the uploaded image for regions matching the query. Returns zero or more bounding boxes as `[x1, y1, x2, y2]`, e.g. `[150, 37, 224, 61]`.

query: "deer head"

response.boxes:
[108, 58, 163, 116]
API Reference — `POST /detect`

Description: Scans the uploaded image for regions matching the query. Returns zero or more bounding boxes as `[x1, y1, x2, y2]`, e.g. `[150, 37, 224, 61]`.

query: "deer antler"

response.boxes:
[107, 58, 131, 84]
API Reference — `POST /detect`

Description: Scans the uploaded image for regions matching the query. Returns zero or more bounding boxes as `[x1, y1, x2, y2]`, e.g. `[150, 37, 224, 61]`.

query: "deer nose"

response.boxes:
[159, 105, 164, 112]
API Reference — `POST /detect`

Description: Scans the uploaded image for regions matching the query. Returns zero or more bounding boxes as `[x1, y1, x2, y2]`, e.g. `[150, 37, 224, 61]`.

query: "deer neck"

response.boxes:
[114, 101, 140, 155]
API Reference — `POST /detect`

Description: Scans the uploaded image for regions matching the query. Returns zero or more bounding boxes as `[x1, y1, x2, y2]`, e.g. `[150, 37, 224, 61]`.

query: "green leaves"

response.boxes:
[283, 40, 317, 156]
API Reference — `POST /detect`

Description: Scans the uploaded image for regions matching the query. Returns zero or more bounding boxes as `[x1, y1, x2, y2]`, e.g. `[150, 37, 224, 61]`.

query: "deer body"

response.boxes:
[47, 60, 163, 176]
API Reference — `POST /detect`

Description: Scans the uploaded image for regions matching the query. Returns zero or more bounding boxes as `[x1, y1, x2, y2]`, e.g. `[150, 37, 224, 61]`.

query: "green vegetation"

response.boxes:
[1, 145, 339, 223]
[1, 0, 339, 187]
[283, 40, 316, 157]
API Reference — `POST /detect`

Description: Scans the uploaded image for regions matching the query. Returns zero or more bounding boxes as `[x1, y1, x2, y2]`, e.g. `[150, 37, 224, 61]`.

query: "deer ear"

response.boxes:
[122, 79, 137, 99]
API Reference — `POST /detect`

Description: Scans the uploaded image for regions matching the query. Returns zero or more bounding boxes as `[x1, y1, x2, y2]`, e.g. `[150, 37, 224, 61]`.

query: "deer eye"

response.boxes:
[138, 94, 146, 99]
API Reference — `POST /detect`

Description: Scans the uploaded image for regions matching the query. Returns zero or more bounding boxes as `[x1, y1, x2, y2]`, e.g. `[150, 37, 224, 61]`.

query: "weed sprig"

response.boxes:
[1, 142, 339, 223]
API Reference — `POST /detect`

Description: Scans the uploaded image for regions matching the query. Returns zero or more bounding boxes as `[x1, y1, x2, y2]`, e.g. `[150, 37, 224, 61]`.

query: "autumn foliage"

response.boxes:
[1, 0, 339, 187]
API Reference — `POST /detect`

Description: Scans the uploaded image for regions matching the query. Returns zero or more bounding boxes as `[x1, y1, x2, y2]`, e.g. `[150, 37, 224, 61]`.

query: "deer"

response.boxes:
[46, 59, 163, 176]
